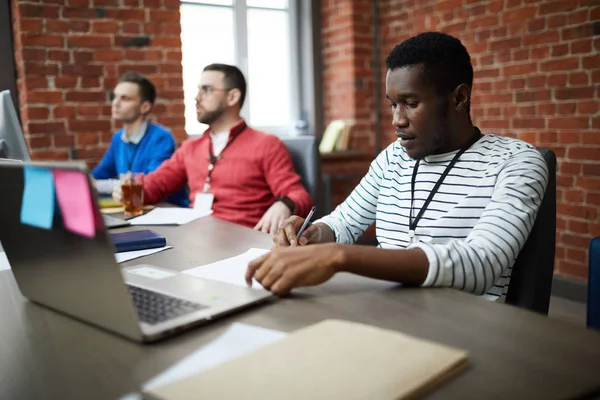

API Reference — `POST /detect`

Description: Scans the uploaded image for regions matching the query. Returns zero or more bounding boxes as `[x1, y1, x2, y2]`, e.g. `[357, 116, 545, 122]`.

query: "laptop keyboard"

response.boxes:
[126, 285, 207, 325]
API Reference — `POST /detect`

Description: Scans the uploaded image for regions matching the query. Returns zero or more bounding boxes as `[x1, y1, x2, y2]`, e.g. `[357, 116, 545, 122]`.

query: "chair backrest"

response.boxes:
[505, 149, 557, 314]
[588, 237, 600, 329]
[281, 136, 322, 216]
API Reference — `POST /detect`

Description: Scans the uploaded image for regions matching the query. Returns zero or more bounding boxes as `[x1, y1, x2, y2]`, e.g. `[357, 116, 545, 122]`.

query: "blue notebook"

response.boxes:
[110, 230, 166, 253]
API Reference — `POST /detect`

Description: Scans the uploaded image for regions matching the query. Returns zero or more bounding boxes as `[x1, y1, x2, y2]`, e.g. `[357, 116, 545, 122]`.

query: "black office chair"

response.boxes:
[281, 136, 322, 217]
[505, 149, 557, 314]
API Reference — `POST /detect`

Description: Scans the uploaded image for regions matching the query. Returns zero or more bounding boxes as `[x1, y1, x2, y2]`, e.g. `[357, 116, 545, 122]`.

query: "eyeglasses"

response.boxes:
[197, 85, 232, 96]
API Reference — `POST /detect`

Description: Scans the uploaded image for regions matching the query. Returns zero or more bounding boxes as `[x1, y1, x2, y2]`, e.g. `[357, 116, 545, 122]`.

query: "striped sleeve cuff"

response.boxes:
[313, 216, 350, 244]
[408, 242, 447, 287]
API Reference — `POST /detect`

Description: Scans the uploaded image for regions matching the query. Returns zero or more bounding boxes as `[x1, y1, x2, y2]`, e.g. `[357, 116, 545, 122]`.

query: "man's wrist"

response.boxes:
[277, 196, 295, 213]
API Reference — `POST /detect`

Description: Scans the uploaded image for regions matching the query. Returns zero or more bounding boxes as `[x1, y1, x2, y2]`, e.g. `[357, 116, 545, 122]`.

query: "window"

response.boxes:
[180, 0, 305, 136]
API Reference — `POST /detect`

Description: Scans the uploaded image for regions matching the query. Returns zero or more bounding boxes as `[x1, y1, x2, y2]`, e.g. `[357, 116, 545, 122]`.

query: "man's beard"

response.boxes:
[198, 104, 227, 125]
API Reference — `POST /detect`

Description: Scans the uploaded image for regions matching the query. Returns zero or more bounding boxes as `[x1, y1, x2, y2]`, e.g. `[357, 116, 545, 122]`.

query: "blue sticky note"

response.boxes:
[20, 167, 55, 230]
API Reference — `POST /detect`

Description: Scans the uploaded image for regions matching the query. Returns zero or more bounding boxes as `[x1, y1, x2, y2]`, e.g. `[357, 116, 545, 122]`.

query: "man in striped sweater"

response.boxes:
[247, 32, 549, 300]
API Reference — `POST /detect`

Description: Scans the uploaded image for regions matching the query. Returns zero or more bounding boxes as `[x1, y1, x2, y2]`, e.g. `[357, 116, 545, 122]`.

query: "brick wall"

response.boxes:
[11, 0, 186, 168]
[322, 0, 599, 280]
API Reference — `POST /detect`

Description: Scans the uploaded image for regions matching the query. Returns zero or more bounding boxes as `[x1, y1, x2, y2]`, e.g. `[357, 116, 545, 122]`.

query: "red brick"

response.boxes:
[576, 176, 600, 191]
[541, 58, 579, 72]
[19, 4, 59, 18]
[531, 46, 550, 59]
[30, 149, 70, 161]
[66, 0, 90, 5]
[478, 120, 510, 129]
[123, 0, 140, 6]
[538, 103, 556, 116]
[582, 54, 600, 70]
[152, 37, 181, 47]
[547, 14, 567, 28]
[20, 18, 44, 31]
[24, 76, 48, 90]
[566, 247, 587, 263]
[53, 134, 75, 148]
[539, 131, 558, 144]
[468, 16, 498, 30]
[23, 107, 50, 120]
[513, 118, 545, 129]
[579, 101, 599, 114]
[121, 22, 141, 34]
[54, 76, 78, 89]
[527, 18, 546, 32]
[539, 0, 577, 15]
[562, 24, 594, 41]
[91, 21, 119, 34]
[117, 64, 158, 75]
[21, 49, 46, 61]
[27, 134, 52, 148]
[556, 102, 577, 115]
[555, 87, 595, 100]
[569, 147, 600, 161]
[548, 73, 568, 87]
[149, 10, 179, 21]
[65, 92, 107, 102]
[526, 75, 547, 88]
[81, 77, 101, 88]
[75, 147, 107, 160]
[26, 90, 63, 103]
[503, 63, 537, 76]
[77, 105, 101, 116]
[73, 51, 94, 64]
[558, 204, 598, 220]
[104, 9, 146, 20]
[476, 68, 500, 78]
[67, 35, 112, 48]
[516, 90, 551, 103]
[489, 37, 521, 52]
[61, 7, 96, 19]
[68, 119, 111, 132]
[28, 121, 66, 135]
[588, 193, 600, 206]
[583, 164, 600, 177]
[77, 132, 100, 146]
[160, 22, 182, 35]
[569, 72, 588, 86]
[45, 20, 68, 33]
[550, 44, 569, 57]
[48, 50, 69, 62]
[549, 117, 589, 130]
[68, 20, 90, 33]
[503, 6, 537, 23]
[125, 49, 145, 61]
[582, 132, 600, 145]
[560, 161, 582, 173]
[94, 50, 124, 62]
[21, 33, 63, 47]
[61, 64, 103, 77]
[53, 106, 76, 118]
[510, 79, 526, 90]
[524, 31, 559, 46]
[558, 261, 587, 280]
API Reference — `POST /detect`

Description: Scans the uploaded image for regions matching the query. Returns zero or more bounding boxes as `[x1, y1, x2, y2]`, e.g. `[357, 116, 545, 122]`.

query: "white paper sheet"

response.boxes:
[183, 248, 270, 289]
[143, 323, 287, 391]
[129, 208, 213, 226]
[115, 246, 173, 263]
[0, 251, 10, 271]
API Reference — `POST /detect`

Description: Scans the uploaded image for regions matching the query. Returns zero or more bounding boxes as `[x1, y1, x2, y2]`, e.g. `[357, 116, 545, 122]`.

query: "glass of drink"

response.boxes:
[120, 172, 144, 218]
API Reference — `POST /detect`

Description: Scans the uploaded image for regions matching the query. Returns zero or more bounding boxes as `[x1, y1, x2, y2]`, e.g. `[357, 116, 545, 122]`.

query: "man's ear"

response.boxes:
[140, 101, 152, 116]
[453, 84, 471, 113]
[227, 88, 241, 107]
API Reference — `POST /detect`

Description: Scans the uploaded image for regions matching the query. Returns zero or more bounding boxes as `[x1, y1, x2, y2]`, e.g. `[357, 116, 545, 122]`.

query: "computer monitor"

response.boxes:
[0, 90, 31, 161]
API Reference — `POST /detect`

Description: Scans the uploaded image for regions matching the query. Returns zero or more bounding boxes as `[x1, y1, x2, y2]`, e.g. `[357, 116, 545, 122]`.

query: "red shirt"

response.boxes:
[143, 121, 313, 228]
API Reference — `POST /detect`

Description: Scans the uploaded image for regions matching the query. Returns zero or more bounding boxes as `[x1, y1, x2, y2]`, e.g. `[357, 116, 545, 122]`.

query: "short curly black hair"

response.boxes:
[386, 32, 473, 96]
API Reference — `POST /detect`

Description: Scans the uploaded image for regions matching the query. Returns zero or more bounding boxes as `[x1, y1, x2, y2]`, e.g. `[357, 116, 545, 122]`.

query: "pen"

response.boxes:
[295, 206, 316, 240]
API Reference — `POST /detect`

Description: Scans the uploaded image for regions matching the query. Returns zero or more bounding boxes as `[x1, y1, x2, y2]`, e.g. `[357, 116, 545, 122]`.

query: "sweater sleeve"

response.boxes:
[315, 143, 392, 244]
[144, 129, 177, 174]
[261, 136, 313, 217]
[142, 144, 188, 204]
[91, 134, 118, 179]
[410, 148, 549, 295]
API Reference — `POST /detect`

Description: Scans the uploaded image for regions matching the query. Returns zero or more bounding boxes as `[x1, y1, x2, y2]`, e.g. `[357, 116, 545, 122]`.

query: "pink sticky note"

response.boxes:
[53, 170, 96, 238]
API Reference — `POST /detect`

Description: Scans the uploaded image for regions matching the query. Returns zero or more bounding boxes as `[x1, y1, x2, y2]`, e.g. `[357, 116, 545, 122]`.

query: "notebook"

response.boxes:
[143, 319, 468, 400]
[110, 230, 166, 253]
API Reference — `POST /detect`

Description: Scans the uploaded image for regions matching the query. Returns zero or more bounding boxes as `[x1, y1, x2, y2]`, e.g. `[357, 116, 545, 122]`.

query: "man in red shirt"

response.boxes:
[113, 64, 313, 233]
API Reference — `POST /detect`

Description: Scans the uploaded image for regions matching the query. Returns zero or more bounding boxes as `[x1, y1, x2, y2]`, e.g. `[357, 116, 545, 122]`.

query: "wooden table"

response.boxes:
[1, 216, 600, 399]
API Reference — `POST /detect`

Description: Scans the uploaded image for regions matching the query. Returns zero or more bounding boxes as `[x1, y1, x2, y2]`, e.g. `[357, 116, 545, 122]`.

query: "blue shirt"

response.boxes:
[91, 122, 188, 207]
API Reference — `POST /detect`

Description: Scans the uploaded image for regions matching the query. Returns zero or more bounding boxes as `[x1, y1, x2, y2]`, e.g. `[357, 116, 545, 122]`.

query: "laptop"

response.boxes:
[0, 161, 272, 343]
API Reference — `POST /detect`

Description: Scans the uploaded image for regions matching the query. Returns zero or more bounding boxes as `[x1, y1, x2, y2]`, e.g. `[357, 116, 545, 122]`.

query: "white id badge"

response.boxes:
[194, 192, 214, 213]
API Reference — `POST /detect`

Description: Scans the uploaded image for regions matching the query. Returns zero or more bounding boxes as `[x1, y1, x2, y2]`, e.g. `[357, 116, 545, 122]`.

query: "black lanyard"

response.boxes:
[124, 122, 150, 172]
[408, 128, 482, 240]
[203, 122, 246, 193]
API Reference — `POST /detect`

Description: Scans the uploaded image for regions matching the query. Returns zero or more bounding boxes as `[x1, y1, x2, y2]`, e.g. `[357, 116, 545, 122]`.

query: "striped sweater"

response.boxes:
[317, 134, 549, 301]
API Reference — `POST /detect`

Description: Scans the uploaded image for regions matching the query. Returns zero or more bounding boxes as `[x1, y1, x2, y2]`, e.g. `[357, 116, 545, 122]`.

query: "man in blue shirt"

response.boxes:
[92, 71, 188, 206]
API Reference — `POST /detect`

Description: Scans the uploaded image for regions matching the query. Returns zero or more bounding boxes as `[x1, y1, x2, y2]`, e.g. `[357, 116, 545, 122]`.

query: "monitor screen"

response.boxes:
[0, 90, 31, 161]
